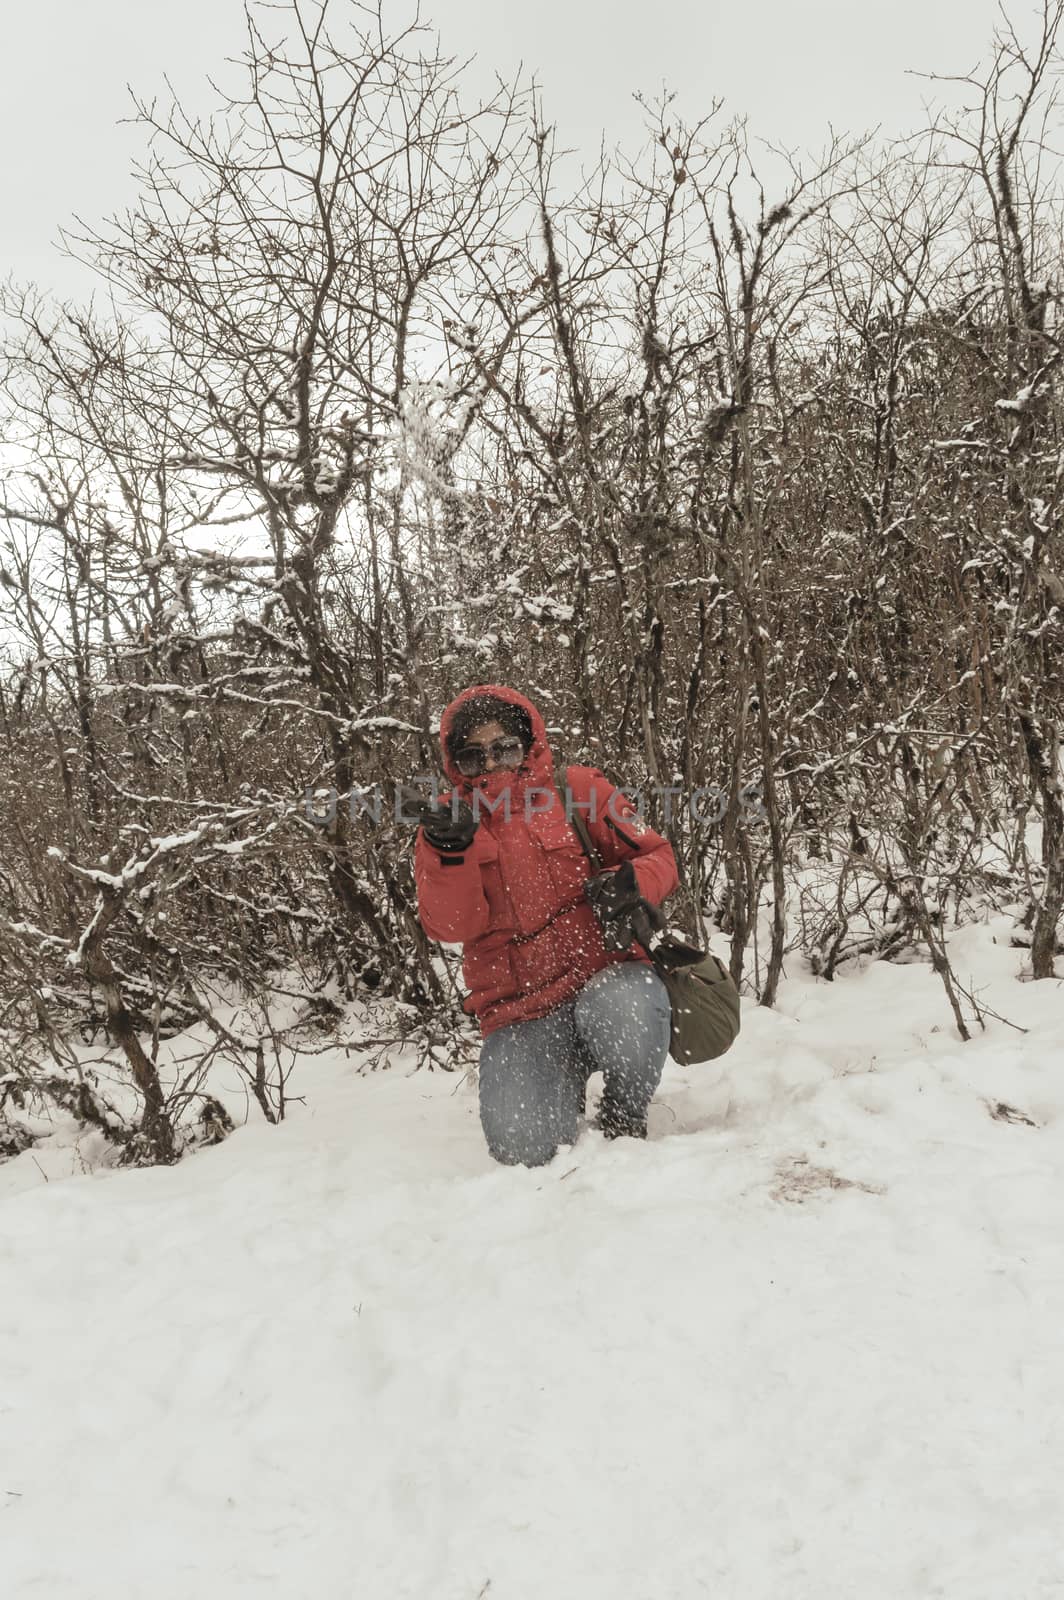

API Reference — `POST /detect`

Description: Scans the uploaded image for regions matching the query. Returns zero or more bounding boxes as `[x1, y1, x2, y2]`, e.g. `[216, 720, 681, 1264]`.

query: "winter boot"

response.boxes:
[593, 1099, 648, 1141]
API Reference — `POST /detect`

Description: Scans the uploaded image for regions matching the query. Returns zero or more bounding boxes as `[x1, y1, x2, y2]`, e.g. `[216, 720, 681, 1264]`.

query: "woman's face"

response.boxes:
[462, 720, 510, 771]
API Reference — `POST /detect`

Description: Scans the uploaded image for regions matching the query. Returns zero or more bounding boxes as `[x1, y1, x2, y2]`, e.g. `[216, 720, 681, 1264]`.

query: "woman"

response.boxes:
[413, 684, 679, 1167]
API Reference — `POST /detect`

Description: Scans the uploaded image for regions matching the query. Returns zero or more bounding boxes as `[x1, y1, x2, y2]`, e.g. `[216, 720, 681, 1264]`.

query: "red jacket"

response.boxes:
[414, 685, 679, 1036]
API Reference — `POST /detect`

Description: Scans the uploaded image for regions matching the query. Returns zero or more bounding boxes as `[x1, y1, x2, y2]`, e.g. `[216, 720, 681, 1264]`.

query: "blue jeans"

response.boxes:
[478, 962, 672, 1167]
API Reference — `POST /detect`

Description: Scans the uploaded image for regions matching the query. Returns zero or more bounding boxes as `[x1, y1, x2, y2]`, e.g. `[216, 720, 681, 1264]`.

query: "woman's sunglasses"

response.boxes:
[455, 737, 526, 777]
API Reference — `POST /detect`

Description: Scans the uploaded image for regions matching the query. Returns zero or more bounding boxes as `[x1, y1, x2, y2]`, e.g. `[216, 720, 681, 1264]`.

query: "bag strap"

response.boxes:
[555, 756, 668, 961]
[553, 756, 719, 975]
[553, 758, 604, 871]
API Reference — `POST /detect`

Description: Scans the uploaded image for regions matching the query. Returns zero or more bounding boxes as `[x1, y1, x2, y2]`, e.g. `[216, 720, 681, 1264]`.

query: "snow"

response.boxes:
[1, 916, 1063, 1599]
[995, 383, 1046, 415]
[348, 715, 420, 733]
[521, 595, 575, 623]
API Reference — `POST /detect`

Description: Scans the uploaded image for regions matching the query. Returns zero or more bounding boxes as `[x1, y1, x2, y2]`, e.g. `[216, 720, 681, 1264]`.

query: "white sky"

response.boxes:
[1, 0, 1008, 300]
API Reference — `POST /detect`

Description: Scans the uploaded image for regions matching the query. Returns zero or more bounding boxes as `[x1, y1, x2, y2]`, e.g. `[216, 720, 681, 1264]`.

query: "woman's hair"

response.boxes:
[446, 694, 533, 760]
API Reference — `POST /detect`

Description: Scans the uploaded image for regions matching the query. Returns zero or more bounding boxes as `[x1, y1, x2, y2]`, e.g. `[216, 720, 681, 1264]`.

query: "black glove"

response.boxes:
[414, 796, 478, 854]
[584, 861, 664, 952]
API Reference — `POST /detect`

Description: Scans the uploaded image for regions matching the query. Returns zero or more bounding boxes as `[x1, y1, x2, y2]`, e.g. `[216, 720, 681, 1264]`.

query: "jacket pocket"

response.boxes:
[530, 813, 591, 901]
[464, 934, 514, 998]
[510, 923, 569, 994]
[474, 832, 510, 931]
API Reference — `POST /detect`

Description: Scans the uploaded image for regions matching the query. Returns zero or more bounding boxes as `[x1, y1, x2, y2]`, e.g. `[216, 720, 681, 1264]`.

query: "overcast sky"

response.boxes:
[2, 0, 1008, 300]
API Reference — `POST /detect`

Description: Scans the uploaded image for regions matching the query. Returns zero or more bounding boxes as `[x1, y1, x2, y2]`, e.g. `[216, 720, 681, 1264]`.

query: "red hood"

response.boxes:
[439, 684, 554, 801]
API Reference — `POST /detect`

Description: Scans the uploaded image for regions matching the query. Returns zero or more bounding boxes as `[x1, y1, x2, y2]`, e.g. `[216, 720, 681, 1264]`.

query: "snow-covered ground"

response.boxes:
[2, 915, 1062, 1599]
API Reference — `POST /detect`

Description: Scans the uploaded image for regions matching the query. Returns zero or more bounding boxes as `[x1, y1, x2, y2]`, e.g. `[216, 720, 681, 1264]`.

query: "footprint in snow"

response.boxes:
[771, 1155, 885, 1204]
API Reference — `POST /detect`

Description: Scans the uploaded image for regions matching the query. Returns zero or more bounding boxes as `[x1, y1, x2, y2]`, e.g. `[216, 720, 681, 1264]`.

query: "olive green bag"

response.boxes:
[553, 762, 741, 1065]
